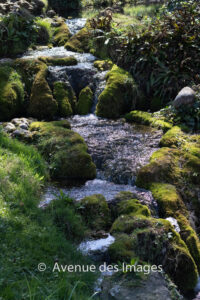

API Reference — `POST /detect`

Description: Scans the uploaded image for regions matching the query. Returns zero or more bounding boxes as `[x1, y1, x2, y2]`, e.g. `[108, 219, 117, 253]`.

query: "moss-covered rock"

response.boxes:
[38, 56, 77, 66]
[14, 58, 45, 96]
[149, 183, 188, 217]
[96, 65, 139, 118]
[65, 27, 92, 53]
[30, 121, 96, 180]
[94, 60, 113, 71]
[160, 126, 186, 147]
[125, 110, 173, 132]
[76, 86, 93, 115]
[28, 62, 57, 119]
[109, 214, 198, 293]
[79, 194, 111, 231]
[53, 21, 71, 46]
[0, 66, 24, 121]
[53, 82, 77, 117]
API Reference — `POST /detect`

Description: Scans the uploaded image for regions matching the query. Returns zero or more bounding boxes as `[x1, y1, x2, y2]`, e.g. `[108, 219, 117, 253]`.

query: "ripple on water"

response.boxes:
[22, 46, 96, 63]
[68, 114, 162, 185]
[41, 178, 156, 211]
[66, 18, 87, 35]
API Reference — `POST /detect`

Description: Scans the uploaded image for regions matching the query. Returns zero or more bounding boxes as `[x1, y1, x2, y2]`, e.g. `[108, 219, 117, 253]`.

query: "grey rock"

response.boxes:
[4, 123, 16, 132]
[173, 87, 196, 109]
[19, 123, 29, 130]
[100, 272, 176, 300]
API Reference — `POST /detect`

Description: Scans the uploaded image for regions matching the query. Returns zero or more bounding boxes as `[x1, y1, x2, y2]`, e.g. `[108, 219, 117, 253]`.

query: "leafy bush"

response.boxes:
[122, 1, 200, 108]
[0, 13, 36, 57]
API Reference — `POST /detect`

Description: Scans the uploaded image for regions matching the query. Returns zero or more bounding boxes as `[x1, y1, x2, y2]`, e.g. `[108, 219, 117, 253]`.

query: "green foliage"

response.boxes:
[0, 132, 97, 300]
[46, 191, 86, 241]
[0, 13, 36, 57]
[78, 194, 111, 231]
[34, 18, 53, 44]
[123, 1, 200, 106]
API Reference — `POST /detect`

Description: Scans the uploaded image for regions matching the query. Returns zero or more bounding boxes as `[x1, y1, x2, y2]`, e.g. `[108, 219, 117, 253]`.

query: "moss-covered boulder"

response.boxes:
[76, 86, 93, 115]
[53, 82, 77, 117]
[28, 62, 58, 119]
[125, 110, 173, 132]
[0, 66, 24, 121]
[14, 58, 46, 96]
[65, 27, 92, 53]
[96, 65, 139, 118]
[53, 21, 71, 46]
[79, 194, 111, 231]
[30, 121, 96, 180]
[109, 214, 198, 293]
[38, 56, 77, 66]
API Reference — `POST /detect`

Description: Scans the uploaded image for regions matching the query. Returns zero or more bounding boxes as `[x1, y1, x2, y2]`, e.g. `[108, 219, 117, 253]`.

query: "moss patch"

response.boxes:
[28, 62, 57, 119]
[53, 81, 76, 117]
[65, 27, 92, 53]
[30, 121, 96, 180]
[94, 60, 113, 71]
[79, 194, 111, 231]
[38, 56, 77, 66]
[76, 86, 93, 115]
[0, 66, 24, 121]
[125, 110, 173, 132]
[53, 21, 71, 46]
[96, 65, 139, 118]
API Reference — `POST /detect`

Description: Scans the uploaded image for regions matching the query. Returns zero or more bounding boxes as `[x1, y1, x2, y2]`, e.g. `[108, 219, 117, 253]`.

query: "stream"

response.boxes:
[23, 19, 163, 255]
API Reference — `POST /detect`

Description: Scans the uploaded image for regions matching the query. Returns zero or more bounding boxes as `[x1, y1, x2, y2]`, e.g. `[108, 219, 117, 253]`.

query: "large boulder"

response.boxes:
[100, 272, 179, 300]
[28, 62, 58, 119]
[30, 121, 96, 181]
[96, 65, 139, 119]
[173, 87, 196, 109]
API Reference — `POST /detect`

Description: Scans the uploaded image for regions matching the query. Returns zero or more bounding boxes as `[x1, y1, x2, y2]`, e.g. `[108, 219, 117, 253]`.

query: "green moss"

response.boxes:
[111, 215, 150, 234]
[14, 58, 45, 95]
[109, 214, 198, 292]
[108, 233, 135, 262]
[79, 194, 111, 231]
[38, 56, 77, 66]
[117, 199, 151, 218]
[53, 22, 71, 46]
[96, 65, 139, 118]
[136, 148, 181, 189]
[53, 82, 76, 117]
[94, 60, 113, 71]
[30, 121, 96, 180]
[125, 110, 173, 132]
[177, 214, 200, 272]
[76, 86, 93, 115]
[148, 183, 187, 217]
[160, 126, 186, 147]
[0, 66, 24, 121]
[28, 62, 58, 119]
[65, 27, 92, 53]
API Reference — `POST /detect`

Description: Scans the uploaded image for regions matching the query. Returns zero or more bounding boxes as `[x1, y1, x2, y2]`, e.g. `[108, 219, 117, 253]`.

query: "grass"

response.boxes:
[0, 130, 98, 300]
[124, 4, 161, 18]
